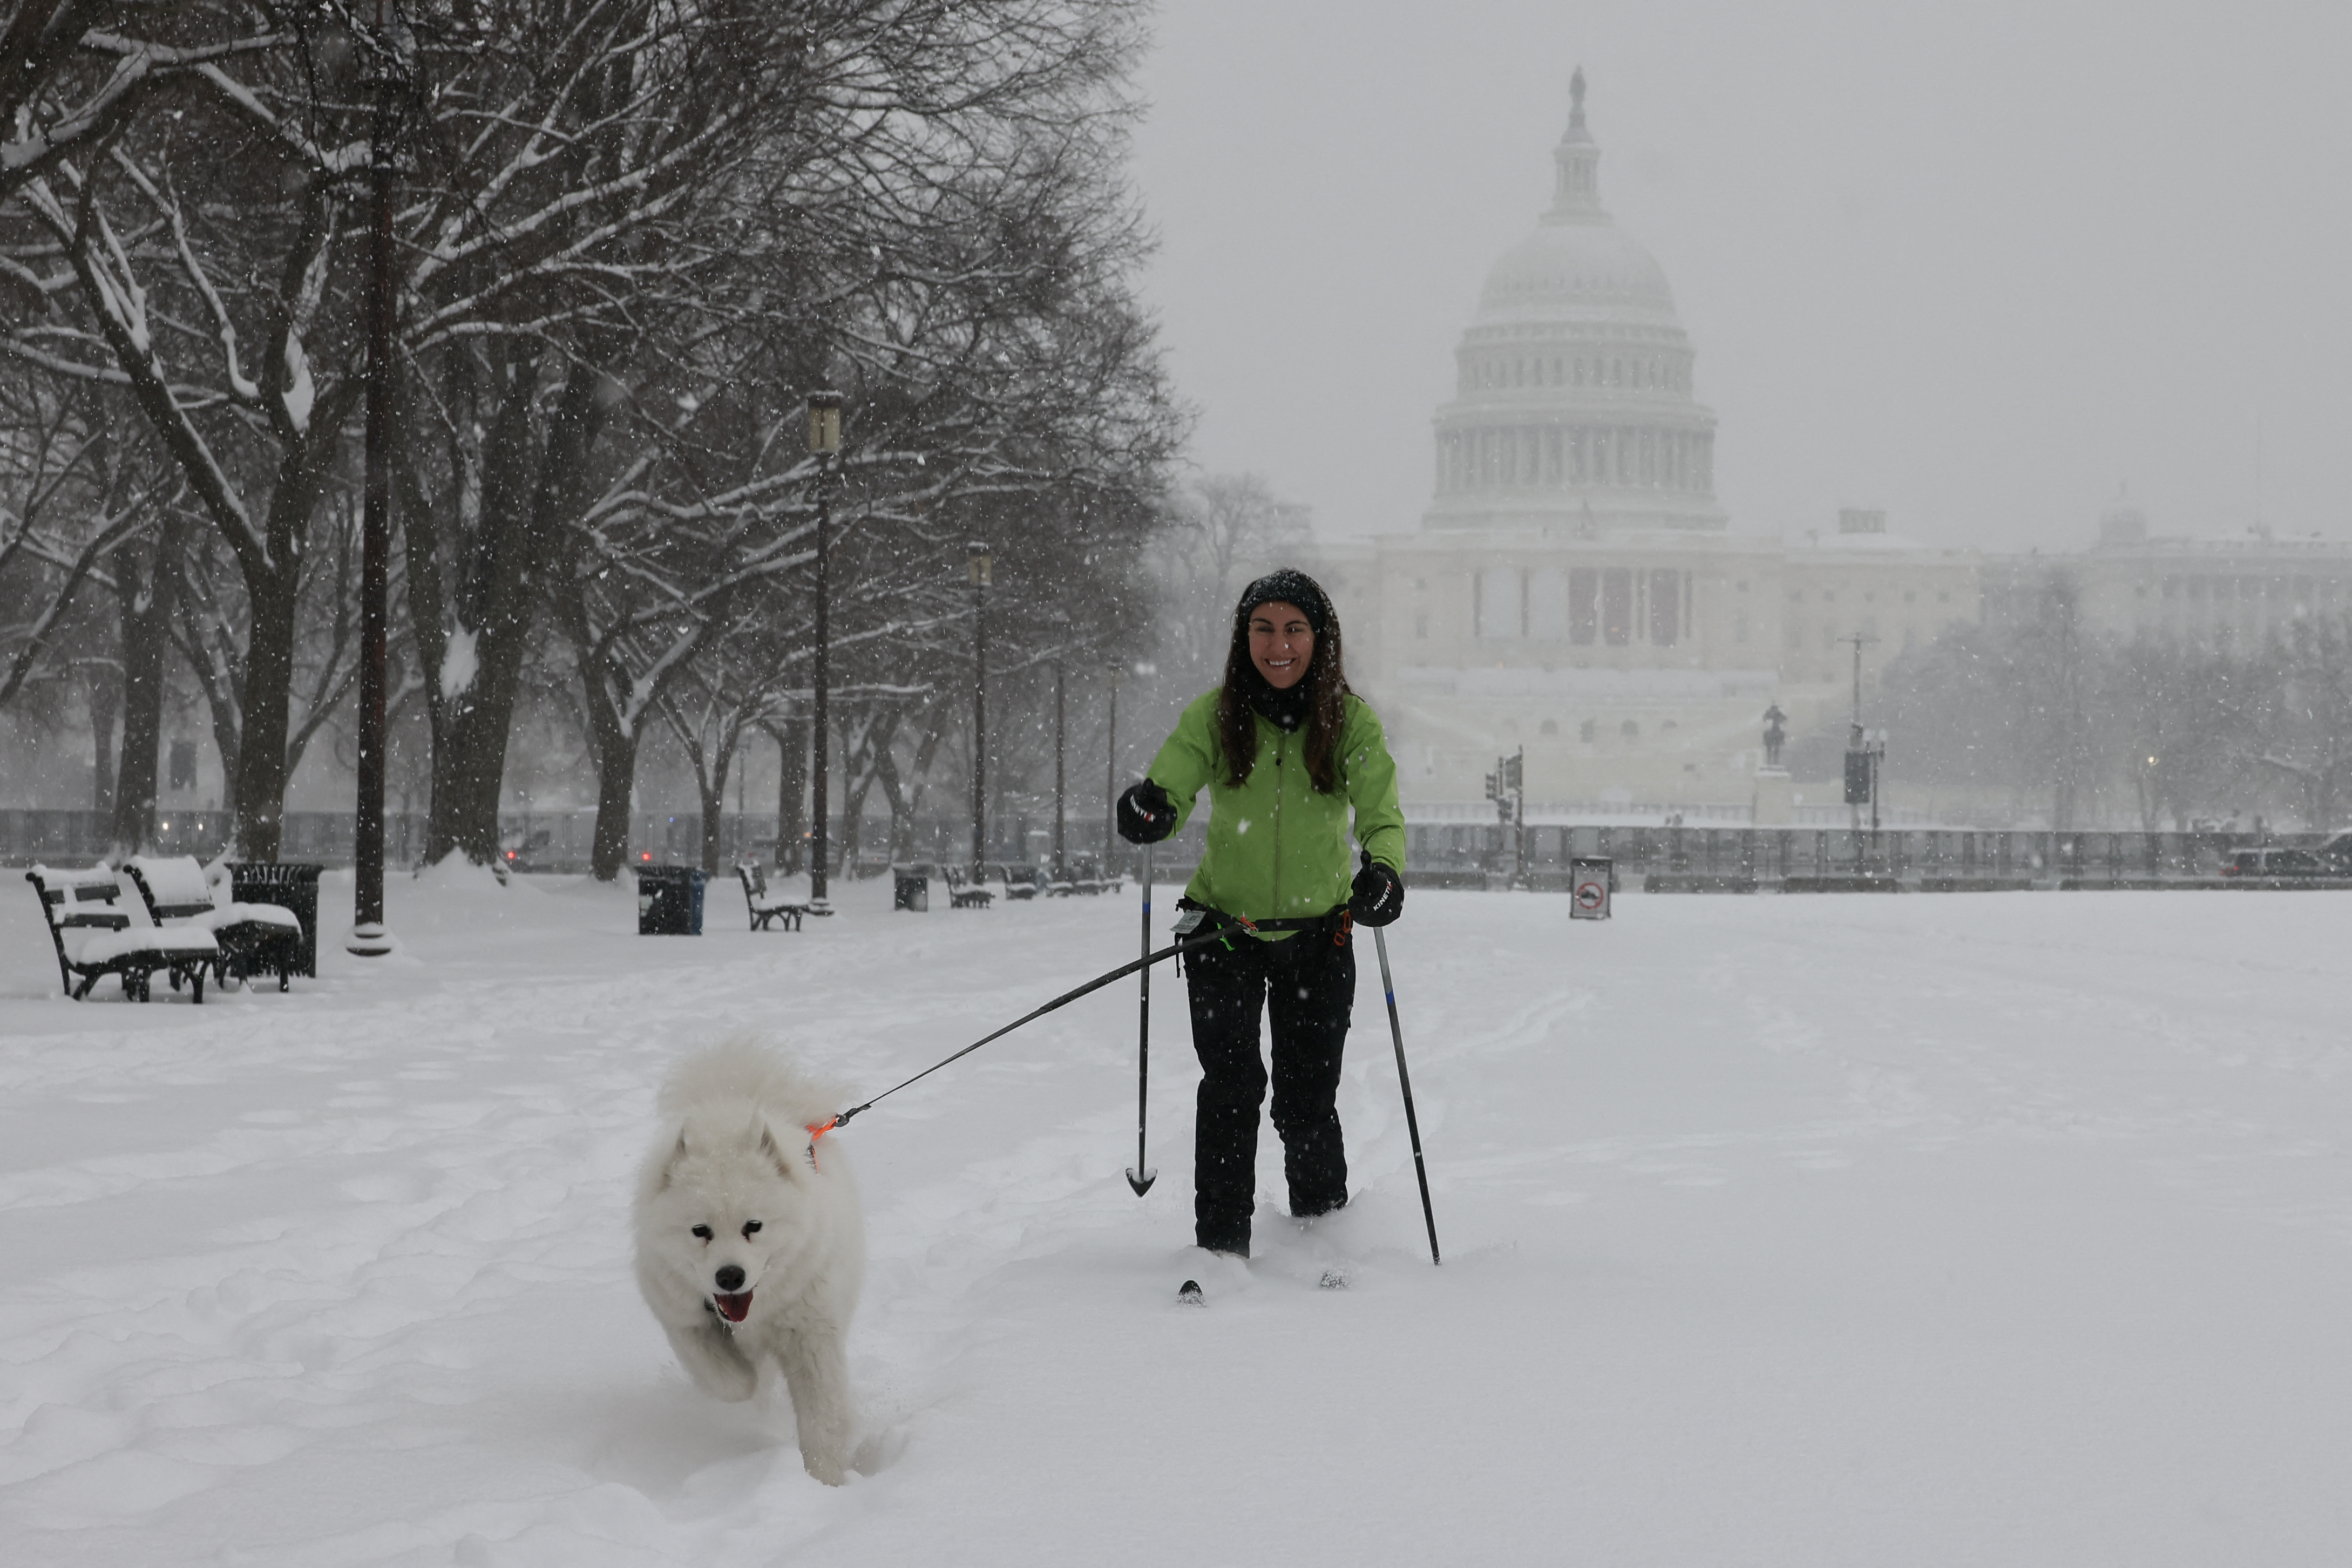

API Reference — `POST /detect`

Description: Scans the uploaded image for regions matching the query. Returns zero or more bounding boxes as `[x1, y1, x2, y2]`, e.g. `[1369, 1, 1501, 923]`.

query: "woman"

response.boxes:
[1116, 568, 1406, 1259]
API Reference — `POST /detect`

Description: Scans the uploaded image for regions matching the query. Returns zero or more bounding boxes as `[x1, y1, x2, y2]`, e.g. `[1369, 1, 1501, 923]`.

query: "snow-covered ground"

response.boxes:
[5, 870, 2352, 1566]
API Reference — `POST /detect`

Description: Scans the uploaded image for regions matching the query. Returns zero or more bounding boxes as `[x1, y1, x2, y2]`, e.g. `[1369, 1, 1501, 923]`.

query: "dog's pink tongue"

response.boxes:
[714, 1290, 753, 1323]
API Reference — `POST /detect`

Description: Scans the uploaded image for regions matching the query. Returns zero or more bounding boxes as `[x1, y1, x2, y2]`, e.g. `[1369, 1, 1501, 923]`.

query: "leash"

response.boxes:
[804, 903, 1354, 1155]
[805, 926, 1233, 1150]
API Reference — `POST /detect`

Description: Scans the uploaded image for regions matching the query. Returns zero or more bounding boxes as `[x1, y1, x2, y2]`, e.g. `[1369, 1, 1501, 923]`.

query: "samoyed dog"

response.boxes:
[634, 1042, 865, 1484]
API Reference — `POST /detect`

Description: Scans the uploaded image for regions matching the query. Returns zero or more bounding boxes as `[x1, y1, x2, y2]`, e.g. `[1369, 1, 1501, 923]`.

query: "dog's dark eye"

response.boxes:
[690, 1224, 712, 1240]
[742, 1220, 762, 1238]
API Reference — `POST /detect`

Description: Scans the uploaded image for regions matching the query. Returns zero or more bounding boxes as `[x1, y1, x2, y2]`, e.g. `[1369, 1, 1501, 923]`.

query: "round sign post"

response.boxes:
[1569, 857, 1613, 921]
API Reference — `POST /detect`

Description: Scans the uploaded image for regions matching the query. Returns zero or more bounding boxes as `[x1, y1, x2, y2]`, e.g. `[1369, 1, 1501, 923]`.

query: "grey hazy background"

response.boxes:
[1130, 0, 2352, 553]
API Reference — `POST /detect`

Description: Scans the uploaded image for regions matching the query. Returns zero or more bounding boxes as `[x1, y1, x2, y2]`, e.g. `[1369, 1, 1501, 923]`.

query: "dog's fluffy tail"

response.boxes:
[658, 1039, 842, 1129]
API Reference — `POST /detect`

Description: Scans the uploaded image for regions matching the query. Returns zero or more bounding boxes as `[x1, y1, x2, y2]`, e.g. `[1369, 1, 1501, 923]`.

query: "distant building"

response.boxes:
[1339, 74, 2347, 819]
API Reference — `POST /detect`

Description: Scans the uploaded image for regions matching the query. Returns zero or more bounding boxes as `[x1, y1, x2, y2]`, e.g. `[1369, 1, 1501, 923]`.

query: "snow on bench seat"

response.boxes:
[124, 855, 308, 990]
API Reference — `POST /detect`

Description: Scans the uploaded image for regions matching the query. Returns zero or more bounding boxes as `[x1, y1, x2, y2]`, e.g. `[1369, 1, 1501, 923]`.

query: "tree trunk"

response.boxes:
[771, 717, 806, 871]
[589, 729, 639, 881]
[577, 642, 641, 881]
[111, 524, 179, 854]
[698, 746, 731, 874]
[231, 561, 300, 861]
[418, 347, 564, 866]
[84, 662, 118, 818]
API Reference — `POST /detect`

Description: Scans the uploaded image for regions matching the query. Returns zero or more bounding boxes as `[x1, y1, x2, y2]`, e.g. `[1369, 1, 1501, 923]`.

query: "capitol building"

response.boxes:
[1327, 72, 2352, 821]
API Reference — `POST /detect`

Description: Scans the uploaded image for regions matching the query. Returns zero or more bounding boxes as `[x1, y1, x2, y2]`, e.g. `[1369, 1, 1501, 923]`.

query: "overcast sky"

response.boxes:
[1128, 0, 2352, 554]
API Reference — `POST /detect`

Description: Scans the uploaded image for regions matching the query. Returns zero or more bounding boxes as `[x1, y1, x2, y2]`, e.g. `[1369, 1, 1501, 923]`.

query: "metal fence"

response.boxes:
[1, 807, 2328, 892]
[1406, 823, 2324, 889]
[0, 807, 1161, 877]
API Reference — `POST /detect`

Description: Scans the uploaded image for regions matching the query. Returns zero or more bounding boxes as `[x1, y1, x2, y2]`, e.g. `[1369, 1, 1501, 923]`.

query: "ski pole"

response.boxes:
[1372, 924, 1440, 1266]
[1127, 841, 1157, 1195]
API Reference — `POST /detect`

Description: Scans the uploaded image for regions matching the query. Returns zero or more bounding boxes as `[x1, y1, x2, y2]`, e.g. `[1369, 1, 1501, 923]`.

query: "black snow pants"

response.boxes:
[1182, 923, 1354, 1256]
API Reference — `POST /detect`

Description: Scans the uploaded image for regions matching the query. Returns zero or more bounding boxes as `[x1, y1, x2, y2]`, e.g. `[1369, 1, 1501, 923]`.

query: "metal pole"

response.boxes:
[1372, 925, 1440, 1265]
[1515, 745, 1527, 886]
[809, 458, 831, 912]
[1053, 661, 1066, 882]
[348, 3, 398, 958]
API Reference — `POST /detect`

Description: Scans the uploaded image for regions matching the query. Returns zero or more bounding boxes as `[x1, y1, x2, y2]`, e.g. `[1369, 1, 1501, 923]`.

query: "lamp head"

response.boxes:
[805, 391, 842, 454]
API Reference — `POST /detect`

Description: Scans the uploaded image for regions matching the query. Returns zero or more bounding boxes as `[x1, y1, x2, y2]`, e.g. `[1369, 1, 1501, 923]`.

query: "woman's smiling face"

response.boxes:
[1249, 601, 1314, 691]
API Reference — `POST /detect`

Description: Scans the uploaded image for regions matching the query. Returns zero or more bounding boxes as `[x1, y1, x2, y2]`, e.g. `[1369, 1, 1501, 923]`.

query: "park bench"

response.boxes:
[26, 864, 218, 1002]
[735, 864, 808, 931]
[941, 864, 994, 910]
[999, 863, 1045, 901]
[1048, 855, 1120, 896]
[124, 855, 306, 991]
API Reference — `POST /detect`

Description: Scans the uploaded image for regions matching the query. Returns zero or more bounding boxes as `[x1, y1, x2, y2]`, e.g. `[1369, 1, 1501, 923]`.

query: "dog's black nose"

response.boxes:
[714, 1264, 745, 1292]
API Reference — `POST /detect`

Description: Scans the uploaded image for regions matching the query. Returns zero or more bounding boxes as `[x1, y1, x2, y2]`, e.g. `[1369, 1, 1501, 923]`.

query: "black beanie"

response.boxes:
[1235, 568, 1333, 635]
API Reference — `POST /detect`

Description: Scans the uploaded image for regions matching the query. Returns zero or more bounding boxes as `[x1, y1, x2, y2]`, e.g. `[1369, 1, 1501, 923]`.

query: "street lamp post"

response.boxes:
[805, 391, 841, 914]
[968, 543, 991, 880]
[348, 1, 408, 959]
[1485, 747, 1526, 886]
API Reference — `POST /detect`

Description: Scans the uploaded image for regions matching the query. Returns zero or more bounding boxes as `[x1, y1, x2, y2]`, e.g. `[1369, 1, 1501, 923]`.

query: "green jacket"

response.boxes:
[1146, 689, 1406, 932]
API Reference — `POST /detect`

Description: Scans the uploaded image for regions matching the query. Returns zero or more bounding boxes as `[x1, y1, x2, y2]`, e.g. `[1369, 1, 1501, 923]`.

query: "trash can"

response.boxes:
[892, 864, 930, 912]
[634, 865, 706, 935]
[226, 861, 326, 975]
[1569, 857, 1613, 921]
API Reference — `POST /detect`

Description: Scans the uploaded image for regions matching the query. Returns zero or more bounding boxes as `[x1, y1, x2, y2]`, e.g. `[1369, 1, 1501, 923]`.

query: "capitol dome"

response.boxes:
[1425, 71, 1724, 534]
[1476, 222, 1678, 326]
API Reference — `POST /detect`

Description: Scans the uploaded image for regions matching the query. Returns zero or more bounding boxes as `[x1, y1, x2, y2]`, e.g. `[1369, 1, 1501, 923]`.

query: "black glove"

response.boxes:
[1350, 853, 1404, 927]
[1116, 780, 1177, 844]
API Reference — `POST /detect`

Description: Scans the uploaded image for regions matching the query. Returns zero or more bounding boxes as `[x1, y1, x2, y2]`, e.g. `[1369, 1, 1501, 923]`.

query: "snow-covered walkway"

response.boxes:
[4, 872, 2351, 1565]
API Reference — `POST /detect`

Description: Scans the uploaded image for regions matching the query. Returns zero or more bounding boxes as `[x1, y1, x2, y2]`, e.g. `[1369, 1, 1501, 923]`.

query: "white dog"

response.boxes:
[634, 1042, 865, 1484]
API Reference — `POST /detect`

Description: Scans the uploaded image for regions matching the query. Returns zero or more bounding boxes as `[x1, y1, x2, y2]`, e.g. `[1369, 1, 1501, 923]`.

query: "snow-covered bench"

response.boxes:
[734, 864, 808, 932]
[124, 856, 306, 991]
[26, 865, 219, 1003]
[941, 865, 994, 910]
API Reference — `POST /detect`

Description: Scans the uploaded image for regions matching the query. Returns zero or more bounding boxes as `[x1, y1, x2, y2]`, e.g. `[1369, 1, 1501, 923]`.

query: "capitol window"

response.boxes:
[1580, 718, 1596, 742]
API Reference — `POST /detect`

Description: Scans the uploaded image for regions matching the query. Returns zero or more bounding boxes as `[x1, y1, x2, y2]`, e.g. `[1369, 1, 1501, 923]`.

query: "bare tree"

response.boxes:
[2253, 616, 2352, 830]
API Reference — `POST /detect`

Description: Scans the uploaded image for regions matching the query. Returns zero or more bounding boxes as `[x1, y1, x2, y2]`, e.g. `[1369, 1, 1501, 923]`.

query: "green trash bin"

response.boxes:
[634, 865, 706, 935]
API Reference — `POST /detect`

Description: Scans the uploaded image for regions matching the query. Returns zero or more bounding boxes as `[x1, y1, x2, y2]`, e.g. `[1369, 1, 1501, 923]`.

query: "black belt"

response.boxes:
[1175, 897, 1353, 947]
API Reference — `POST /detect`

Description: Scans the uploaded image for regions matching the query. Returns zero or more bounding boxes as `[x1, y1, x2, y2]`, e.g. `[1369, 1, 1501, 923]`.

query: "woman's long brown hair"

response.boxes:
[1216, 599, 1351, 792]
